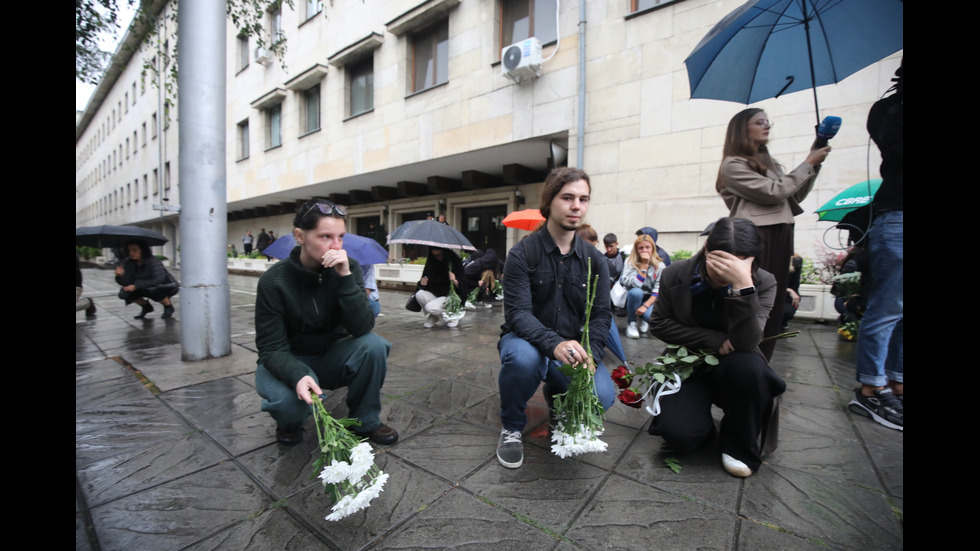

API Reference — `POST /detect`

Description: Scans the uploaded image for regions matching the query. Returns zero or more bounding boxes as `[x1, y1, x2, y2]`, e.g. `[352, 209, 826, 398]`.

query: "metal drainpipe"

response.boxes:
[576, 0, 586, 168]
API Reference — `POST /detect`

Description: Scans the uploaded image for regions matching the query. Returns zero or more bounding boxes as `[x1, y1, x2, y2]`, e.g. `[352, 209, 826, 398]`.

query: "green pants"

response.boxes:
[255, 333, 390, 431]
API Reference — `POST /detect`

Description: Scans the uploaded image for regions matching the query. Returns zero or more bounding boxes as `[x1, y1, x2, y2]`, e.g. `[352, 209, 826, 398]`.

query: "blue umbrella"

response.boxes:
[261, 233, 390, 266]
[685, 0, 903, 122]
[342, 233, 389, 266]
[261, 234, 296, 260]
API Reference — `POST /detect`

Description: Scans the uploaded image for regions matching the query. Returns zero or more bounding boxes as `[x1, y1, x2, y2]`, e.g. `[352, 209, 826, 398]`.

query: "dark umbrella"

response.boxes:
[261, 234, 296, 260]
[387, 220, 477, 251]
[685, 0, 903, 123]
[75, 225, 169, 248]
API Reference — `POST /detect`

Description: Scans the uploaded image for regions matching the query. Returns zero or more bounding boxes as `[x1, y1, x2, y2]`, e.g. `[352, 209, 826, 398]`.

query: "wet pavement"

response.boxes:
[76, 265, 902, 550]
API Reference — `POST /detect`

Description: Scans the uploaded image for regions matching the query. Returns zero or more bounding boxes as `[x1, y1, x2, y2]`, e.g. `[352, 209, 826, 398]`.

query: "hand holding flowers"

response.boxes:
[311, 395, 388, 521]
[550, 259, 608, 458]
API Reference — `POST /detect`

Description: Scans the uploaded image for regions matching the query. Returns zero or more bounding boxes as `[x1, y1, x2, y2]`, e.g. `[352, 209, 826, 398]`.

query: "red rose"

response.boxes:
[618, 389, 643, 408]
[611, 366, 632, 389]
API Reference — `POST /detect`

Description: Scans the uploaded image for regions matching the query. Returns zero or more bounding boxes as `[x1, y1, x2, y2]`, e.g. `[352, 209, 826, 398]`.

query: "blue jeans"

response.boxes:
[497, 332, 616, 431]
[855, 210, 903, 387]
[368, 298, 381, 318]
[255, 333, 390, 431]
[625, 288, 653, 324]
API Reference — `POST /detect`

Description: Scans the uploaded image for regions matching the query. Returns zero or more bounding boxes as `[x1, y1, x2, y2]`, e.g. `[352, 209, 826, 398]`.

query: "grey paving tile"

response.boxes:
[741, 464, 904, 550]
[89, 462, 273, 551]
[160, 377, 263, 429]
[390, 418, 497, 483]
[77, 430, 228, 507]
[564, 473, 738, 550]
[181, 507, 325, 550]
[377, 488, 562, 550]
[615, 430, 742, 510]
[461, 449, 610, 534]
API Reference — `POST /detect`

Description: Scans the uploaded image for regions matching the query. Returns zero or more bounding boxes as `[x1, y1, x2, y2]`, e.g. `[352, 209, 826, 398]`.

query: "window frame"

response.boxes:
[499, 0, 558, 54]
[301, 84, 321, 136]
[348, 57, 375, 118]
[410, 21, 449, 94]
[237, 119, 250, 160]
[265, 103, 283, 150]
[237, 34, 250, 72]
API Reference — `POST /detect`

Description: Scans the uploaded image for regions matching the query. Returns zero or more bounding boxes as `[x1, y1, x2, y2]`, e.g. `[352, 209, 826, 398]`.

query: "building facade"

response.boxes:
[77, 0, 902, 267]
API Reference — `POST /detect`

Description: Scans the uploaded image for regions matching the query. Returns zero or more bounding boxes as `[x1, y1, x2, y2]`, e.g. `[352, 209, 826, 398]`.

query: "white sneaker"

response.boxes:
[464, 302, 476, 310]
[721, 453, 753, 478]
[638, 320, 649, 334]
[447, 319, 458, 328]
[423, 314, 439, 328]
[626, 322, 639, 339]
[478, 301, 492, 308]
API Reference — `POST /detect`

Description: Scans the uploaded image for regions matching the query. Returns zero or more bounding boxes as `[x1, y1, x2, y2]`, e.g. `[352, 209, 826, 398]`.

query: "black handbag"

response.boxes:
[405, 292, 422, 312]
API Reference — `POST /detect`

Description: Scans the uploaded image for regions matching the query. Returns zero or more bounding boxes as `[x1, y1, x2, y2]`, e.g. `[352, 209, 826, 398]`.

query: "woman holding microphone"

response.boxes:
[716, 108, 830, 359]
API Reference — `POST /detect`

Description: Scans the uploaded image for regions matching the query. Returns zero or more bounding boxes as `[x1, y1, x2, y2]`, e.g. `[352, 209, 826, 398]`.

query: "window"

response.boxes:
[142, 123, 147, 146]
[304, 0, 322, 21]
[143, 174, 149, 198]
[411, 21, 449, 93]
[126, 138, 130, 159]
[349, 58, 374, 117]
[132, 82, 137, 104]
[302, 85, 320, 134]
[133, 131, 138, 154]
[501, 0, 557, 50]
[237, 34, 249, 71]
[265, 104, 282, 149]
[237, 119, 250, 160]
[269, 5, 283, 43]
[134, 179, 139, 202]
[153, 169, 159, 195]
[632, 0, 680, 12]
[125, 92, 129, 113]
[152, 113, 158, 138]
[165, 162, 171, 190]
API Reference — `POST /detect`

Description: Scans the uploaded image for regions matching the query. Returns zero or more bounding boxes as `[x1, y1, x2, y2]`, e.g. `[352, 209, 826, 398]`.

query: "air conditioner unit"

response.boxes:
[255, 46, 273, 67]
[501, 37, 542, 83]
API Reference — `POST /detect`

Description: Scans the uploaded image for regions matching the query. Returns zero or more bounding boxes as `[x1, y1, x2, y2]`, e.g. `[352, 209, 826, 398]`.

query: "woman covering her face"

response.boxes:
[647, 217, 786, 478]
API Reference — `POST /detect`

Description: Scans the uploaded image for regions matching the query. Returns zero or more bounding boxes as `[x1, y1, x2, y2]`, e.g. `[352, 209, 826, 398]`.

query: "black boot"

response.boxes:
[134, 303, 154, 319]
[162, 304, 175, 319]
[85, 299, 97, 318]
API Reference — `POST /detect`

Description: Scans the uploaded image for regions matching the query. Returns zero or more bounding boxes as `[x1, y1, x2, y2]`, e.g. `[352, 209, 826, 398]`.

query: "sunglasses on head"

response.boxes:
[304, 200, 348, 218]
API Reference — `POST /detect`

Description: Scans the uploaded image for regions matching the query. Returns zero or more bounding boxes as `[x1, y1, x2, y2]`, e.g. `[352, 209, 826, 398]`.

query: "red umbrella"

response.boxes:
[502, 209, 545, 231]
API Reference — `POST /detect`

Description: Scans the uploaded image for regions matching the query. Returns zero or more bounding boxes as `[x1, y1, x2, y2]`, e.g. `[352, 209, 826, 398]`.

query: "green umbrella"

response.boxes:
[814, 179, 882, 222]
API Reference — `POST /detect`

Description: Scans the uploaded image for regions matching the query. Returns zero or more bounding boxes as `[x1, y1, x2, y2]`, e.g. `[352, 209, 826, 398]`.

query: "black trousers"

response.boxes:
[756, 223, 794, 361]
[647, 351, 785, 472]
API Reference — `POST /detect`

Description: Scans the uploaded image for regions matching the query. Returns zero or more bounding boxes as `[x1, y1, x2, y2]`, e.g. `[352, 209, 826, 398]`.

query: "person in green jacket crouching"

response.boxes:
[254, 197, 398, 447]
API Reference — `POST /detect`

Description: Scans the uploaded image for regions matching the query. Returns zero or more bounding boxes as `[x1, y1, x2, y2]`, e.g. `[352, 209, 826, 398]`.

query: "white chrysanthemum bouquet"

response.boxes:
[311, 395, 389, 521]
[550, 259, 608, 458]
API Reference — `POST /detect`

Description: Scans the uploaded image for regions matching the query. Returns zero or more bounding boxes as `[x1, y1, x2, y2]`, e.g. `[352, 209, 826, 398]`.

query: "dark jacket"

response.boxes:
[255, 247, 373, 389]
[115, 255, 169, 291]
[650, 252, 776, 354]
[500, 229, 611, 361]
[419, 250, 463, 298]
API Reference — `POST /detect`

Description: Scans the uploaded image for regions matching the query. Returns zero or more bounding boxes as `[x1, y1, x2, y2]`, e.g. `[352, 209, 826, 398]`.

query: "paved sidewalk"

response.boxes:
[76, 266, 902, 551]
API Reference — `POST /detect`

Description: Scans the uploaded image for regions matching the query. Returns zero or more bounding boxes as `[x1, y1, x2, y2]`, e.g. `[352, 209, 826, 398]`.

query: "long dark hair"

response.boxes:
[715, 108, 778, 192]
[538, 166, 591, 225]
[701, 217, 762, 272]
[123, 239, 153, 262]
